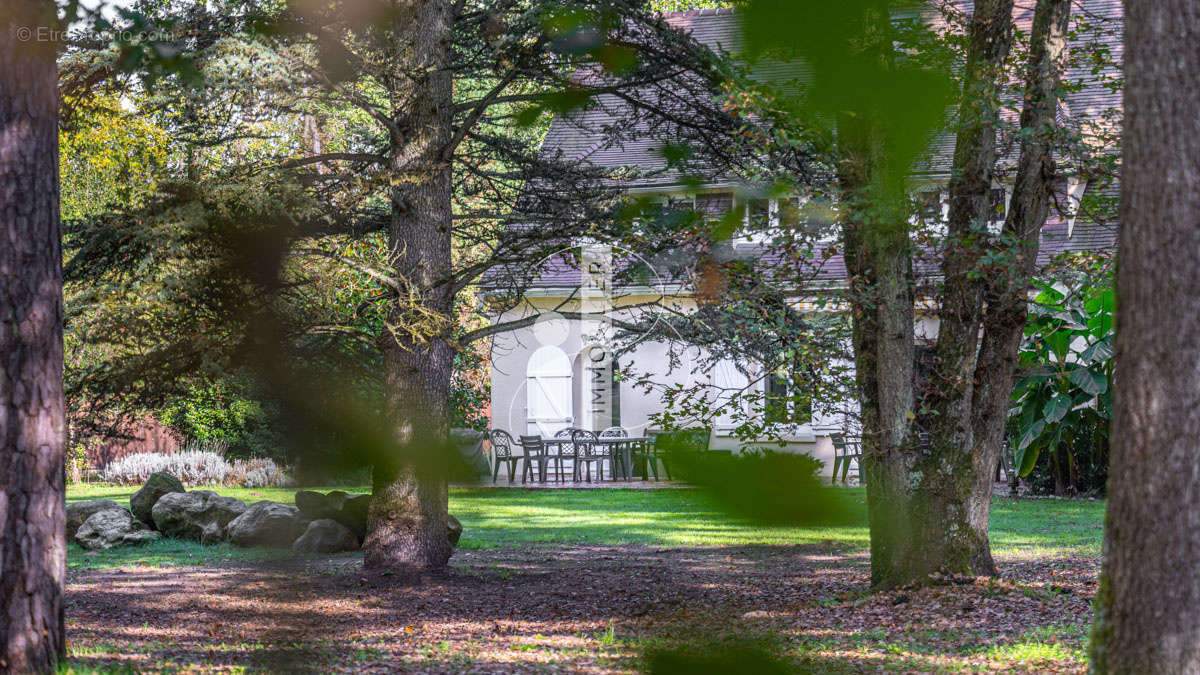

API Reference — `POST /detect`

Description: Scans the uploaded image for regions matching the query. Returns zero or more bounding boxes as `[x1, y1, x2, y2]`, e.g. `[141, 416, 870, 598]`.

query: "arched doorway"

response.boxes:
[574, 344, 621, 432]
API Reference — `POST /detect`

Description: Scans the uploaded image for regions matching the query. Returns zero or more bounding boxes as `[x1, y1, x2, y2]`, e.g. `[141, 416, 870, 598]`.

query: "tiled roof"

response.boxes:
[499, 2, 1121, 292]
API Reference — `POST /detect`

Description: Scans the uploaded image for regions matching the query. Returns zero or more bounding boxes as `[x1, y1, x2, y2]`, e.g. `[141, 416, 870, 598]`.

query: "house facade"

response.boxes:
[482, 5, 1120, 476]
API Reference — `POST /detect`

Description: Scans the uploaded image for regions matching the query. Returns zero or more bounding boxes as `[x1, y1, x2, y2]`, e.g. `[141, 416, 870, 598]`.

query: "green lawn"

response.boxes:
[66, 483, 1104, 569]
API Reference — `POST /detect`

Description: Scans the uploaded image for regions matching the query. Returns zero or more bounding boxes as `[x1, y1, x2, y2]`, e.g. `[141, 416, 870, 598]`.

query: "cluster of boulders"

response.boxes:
[67, 471, 463, 555]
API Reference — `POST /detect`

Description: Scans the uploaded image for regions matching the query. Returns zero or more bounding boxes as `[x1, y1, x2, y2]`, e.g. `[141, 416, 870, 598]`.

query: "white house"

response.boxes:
[481, 5, 1120, 477]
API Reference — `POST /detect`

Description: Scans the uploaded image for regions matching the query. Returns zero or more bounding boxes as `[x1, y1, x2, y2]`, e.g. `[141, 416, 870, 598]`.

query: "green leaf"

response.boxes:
[1085, 289, 1115, 336]
[1016, 443, 1041, 477]
[1097, 389, 1114, 419]
[1044, 331, 1071, 361]
[1068, 367, 1108, 396]
[1078, 337, 1113, 365]
[1018, 419, 1045, 451]
[1043, 394, 1071, 425]
[1032, 280, 1065, 306]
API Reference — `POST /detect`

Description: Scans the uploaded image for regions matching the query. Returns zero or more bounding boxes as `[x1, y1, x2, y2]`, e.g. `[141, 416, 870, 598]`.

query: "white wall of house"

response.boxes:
[487, 293, 852, 477]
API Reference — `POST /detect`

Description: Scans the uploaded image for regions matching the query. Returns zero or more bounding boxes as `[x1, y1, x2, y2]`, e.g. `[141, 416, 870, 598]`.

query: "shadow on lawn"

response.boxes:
[64, 543, 864, 672]
[63, 544, 1096, 673]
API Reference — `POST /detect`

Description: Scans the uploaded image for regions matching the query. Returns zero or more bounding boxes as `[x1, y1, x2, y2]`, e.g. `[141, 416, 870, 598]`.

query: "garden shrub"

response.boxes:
[1010, 267, 1113, 496]
[230, 458, 287, 488]
[104, 451, 232, 486]
[159, 378, 288, 461]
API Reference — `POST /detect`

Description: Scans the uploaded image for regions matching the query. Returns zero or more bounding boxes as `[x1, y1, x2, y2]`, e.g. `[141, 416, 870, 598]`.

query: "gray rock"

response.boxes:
[289, 493, 460, 546]
[227, 501, 310, 548]
[337, 494, 370, 539]
[66, 499, 125, 541]
[151, 491, 247, 543]
[76, 509, 162, 550]
[451, 428, 491, 478]
[294, 490, 348, 521]
[292, 519, 359, 554]
[130, 472, 185, 528]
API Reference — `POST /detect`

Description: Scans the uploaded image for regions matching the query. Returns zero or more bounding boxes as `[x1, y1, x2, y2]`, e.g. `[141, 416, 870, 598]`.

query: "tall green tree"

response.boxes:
[65, 0, 787, 570]
[740, 0, 1102, 586]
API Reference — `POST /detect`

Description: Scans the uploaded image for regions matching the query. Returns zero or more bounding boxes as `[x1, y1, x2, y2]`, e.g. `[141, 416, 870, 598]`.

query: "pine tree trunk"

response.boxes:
[362, 0, 456, 571]
[1091, 1, 1200, 670]
[0, 1, 67, 670]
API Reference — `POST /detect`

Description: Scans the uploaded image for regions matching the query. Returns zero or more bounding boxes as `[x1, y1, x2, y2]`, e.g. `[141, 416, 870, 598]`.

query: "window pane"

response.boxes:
[917, 190, 942, 223]
[748, 199, 770, 225]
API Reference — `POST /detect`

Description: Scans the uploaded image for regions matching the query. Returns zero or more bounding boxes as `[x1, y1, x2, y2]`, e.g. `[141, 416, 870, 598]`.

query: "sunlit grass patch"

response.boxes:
[66, 484, 1103, 570]
[985, 640, 1082, 662]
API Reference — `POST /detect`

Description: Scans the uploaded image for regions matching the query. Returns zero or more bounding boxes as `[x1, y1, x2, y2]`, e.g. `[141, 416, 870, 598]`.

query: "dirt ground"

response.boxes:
[65, 544, 1097, 673]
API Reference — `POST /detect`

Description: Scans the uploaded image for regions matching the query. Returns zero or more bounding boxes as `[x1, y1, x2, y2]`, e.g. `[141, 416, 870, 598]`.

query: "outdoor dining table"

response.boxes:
[533, 436, 650, 482]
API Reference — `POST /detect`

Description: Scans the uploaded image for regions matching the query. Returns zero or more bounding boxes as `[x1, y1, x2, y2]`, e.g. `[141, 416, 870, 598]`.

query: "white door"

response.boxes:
[712, 359, 750, 428]
[527, 346, 573, 436]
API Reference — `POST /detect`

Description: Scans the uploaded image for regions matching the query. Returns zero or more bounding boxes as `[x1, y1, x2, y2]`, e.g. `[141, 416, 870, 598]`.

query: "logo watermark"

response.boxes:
[509, 243, 691, 438]
[12, 25, 180, 43]
[580, 243, 615, 431]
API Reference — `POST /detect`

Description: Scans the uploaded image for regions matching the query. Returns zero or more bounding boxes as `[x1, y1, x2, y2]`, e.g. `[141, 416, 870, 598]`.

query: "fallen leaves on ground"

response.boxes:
[63, 545, 1096, 673]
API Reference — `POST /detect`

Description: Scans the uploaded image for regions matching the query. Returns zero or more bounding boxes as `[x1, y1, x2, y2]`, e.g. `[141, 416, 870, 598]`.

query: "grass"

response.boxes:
[66, 483, 1104, 569]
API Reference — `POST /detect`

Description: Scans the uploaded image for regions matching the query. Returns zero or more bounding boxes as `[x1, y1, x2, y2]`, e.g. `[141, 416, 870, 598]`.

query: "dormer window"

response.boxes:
[912, 186, 1008, 235]
[737, 198, 779, 245]
[737, 195, 829, 245]
[631, 193, 697, 231]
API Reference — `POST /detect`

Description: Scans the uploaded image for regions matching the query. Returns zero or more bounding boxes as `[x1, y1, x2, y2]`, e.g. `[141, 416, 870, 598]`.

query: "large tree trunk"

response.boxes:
[912, 0, 1016, 582]
[1090, 0, 1200, 670]
[845, 0, 1073, 588]
[0, 0, 67, 670]
[848, 0, 1014, 588]
[362, 0, 456, 571]
[919, 0, 1070, 582]
[836, 83, 927, 585]
[968, 0, 1071, 559]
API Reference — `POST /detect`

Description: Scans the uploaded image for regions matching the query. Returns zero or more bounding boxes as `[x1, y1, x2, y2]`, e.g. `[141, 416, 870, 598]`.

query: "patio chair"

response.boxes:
[519, 435, 551, 483]
[571, 429, 603, 482]
[997, 437, 1019, 494]
[831, 433, 863, 485]
[552, 427, 580, 482]
[599, 427, 629, 479]
[488, 429, 522, 483]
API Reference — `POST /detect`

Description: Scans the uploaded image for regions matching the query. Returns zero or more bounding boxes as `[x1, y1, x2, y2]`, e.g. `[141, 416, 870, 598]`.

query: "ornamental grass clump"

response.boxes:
[103, 451, 290, 487]
[104, 451, 233, 486]
[229, 457, 287, 488]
